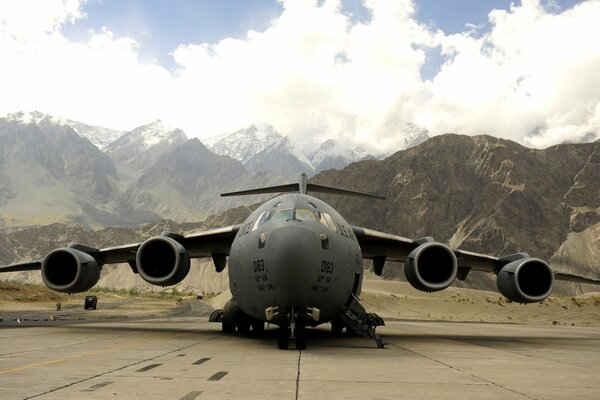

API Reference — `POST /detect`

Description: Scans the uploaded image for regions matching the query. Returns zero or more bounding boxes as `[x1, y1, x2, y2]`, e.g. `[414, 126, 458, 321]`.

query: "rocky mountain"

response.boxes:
[245, 136, 315, 179]
[65, 119, 125, 150]
[205, 122, 427, 176]
[115, 138, 283, 222]
[1, 134, 599, 296]
[205, 124, 284, 164]
[0, 113, 291, 230]
[310, 134, 600, 294]
[117, 137, 247, 221]
[0, 112, 122, 229]
[105, 120, 188, 174]
[402, 123, 430, 150]
[308, 139, 372, 173]
[206, 124, 316, 178]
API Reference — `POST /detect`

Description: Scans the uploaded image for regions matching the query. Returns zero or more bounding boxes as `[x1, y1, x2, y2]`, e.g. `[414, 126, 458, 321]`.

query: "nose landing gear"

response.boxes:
[277, 307, 309, 350]
[278, 324, 307, 350]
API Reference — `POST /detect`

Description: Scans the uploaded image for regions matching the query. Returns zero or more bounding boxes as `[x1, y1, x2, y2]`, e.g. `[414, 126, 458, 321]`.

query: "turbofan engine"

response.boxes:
[42, 247, 101, 293]
[497, 257, 554, 303]
[136, 236, 190, 286]
[404, 241, 458, 292]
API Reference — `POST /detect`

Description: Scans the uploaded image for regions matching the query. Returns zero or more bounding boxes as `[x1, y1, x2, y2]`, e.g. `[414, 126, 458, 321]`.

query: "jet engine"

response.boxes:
[136, 236, 190, 286]
[42, 248, 101, 293]
[497, 257, 554, 303]
[404, 241, 458, 292]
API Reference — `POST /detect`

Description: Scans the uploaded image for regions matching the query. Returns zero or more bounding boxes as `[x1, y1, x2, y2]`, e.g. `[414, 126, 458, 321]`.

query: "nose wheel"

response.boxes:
[278, 327, 290, 349]
[277, 325, 307, 350]
[295, 326, 307, 350]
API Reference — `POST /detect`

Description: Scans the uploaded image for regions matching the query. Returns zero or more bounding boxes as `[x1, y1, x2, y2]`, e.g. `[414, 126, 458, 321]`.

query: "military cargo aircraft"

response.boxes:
[2, 173, 600, 349]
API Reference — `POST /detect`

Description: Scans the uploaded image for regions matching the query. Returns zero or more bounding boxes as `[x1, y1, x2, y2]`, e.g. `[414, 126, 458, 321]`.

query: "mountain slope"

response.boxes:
[116, 138, 251, 222]
[311, 134, 600, 293]
[205, 124, 284, 164]
[66, 119, 125, 150]
[245, 137, 314, 178]
[105, 120, 188, 173]
[1, 134, 599, 296]
[0, 112, 122, 228]
[308, 139, 373, 173]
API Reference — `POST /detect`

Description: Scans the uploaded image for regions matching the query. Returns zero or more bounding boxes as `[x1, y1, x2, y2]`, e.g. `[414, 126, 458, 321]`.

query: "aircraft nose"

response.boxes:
[268, 224, 320, 292]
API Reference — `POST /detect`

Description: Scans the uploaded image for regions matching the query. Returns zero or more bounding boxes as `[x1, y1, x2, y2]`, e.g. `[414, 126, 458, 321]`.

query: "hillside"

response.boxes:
[311, 134, 600, 293]
[1, 134, 599, 297]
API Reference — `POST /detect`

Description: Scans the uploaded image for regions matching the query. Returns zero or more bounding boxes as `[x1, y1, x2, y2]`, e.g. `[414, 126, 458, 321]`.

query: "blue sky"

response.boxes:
[1, 0, 598, 150]
[64, 0, 505, 66]
[62, 0, 587, 76]
[63, 0, 285, 68]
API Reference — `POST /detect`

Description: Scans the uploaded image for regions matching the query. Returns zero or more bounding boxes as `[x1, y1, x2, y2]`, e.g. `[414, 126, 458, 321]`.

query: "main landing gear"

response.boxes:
[209, 309, 265, 334]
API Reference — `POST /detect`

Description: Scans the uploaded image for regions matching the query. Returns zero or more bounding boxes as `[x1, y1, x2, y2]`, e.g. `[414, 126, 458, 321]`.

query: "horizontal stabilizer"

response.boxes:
[220, 174, 385, 199]
[307, 183, 385, 199]
[221, 183, 300, 197]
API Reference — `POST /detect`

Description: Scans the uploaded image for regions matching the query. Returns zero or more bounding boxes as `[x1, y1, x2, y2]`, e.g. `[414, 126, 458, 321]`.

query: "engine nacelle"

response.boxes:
[497, 258, 554, 303]
[42, 248, 101, 293]
[404, 242, 458, 292]
[136, 236, 190, 286]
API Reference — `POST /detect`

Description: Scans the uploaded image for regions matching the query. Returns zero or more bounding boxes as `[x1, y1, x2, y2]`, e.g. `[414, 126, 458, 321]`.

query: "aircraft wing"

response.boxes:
[352, 225, 600, 285]
[0, 225, 241, 273]
[99, 225, 241, 264]
[0, 260, 43, 272]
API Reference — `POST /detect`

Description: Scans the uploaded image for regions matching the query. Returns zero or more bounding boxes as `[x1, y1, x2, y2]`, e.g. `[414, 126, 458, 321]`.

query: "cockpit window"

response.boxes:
[295, 208, 318, 221]
[252, 210, 275, 231]
[317, 212, 337, 231]
[260, 208, 337, 231]
[273, 209, 294, 220]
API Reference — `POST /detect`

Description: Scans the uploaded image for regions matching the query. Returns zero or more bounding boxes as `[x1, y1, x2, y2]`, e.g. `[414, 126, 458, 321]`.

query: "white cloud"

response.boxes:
[0, 0, 84, 39]
[421, 0, 600, 147]
[0, 0, 599, 152]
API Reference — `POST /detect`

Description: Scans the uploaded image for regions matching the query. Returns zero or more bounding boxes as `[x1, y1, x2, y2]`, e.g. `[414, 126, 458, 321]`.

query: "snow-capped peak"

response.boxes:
[5, 110, 68, 126]
[64, 120, 125, 150]
[4, 111, 128, 150]
[113, 120, 187, 152]
[206, 124, 285, 163]
[307, 139, 372, 172]
[402, 123, 430, 149]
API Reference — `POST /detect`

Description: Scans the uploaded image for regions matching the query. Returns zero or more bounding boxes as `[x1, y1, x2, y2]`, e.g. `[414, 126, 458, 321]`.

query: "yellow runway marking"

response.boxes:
[0, 332, 189, 376]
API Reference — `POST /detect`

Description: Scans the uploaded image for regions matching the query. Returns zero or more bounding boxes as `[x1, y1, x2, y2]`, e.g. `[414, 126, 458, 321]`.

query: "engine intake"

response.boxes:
[136, 236, 190, 286]
[404, 242, 458, 292]
[42, 248, 101, 293]
[497, 257, 554, 303]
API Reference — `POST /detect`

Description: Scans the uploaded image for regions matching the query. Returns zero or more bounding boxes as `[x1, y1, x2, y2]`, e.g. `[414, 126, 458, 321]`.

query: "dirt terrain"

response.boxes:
[3, 279, 600, 327]
[0, 281, 183, 320]
[207, 275, 600, 327]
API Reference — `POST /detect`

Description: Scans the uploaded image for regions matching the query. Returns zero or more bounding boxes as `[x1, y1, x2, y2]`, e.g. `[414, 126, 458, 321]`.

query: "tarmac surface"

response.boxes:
[1, 300, 600, 400]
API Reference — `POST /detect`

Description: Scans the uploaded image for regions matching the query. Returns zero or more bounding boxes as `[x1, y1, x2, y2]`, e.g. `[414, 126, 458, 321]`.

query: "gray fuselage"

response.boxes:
[228, 193, 363, 325]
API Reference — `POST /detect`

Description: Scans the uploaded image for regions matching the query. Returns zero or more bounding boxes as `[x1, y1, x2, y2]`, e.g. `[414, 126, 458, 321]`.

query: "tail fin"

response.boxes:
[220, 173, 385, 200]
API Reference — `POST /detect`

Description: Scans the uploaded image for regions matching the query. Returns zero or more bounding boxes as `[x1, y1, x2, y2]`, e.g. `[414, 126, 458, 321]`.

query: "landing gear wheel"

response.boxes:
[278, 327, 290, 350]
[251, 321, 265, 334]
[295, 326, 307, 350]
[346, 326, 358, 336]
[222, 321, 235, 333]
[331, 320, 343, 336]
[237, 320, 250, 334]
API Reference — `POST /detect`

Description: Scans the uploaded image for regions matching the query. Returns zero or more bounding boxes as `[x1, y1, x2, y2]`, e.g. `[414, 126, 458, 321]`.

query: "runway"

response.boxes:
[1, 301, 600, 399]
